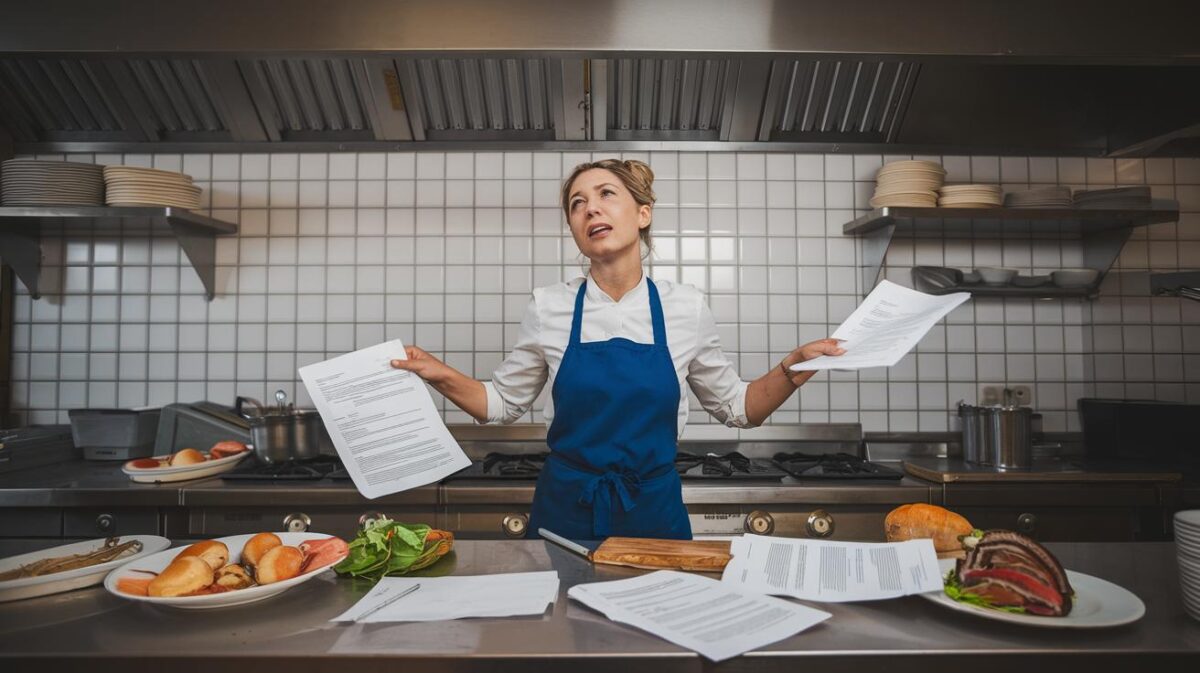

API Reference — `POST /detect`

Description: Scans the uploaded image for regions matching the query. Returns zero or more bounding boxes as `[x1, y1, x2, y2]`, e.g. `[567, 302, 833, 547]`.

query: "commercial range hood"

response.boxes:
[0, 0, 1198, 156]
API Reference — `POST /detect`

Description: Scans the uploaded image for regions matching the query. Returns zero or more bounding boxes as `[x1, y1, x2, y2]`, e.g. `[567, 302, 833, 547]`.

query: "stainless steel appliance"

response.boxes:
[69, 408, 161, 460]
[154, 401, 251, 456]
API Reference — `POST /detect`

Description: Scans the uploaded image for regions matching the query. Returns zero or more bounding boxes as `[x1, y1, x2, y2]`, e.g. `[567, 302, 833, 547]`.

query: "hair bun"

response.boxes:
[622, 159, 655, 189]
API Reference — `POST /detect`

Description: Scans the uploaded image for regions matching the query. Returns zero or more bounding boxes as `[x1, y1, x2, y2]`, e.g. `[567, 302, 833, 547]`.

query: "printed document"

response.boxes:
[568, 570, 830, 662]
[790, 280, 970, 371]
[332, 572, 560, 623]
[721, 534, 942, 602]
[299, 339, 470, 499]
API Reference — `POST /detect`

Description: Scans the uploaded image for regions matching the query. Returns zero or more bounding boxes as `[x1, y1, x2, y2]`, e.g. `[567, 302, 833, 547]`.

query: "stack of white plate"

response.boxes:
[870, 160, 946, 208]
[103, 166, 201, 209]
[1177, 510, 1200, 621]
[1004, 186, 1072, 208]
[938, 184, 1003, 208]
[0, 159, 104, 206]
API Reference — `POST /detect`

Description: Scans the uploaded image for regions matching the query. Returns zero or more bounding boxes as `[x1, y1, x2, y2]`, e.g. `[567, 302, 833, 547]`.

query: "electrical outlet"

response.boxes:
[978, 384, 1034, 407]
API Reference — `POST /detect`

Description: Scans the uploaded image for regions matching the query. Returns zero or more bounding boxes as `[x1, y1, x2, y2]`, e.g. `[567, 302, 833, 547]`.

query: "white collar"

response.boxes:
[585, 271, 648, 305]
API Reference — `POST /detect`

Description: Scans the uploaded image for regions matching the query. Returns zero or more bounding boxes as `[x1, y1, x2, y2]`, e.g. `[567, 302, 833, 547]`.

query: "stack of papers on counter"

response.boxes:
[568, 570, 831, 662]
[721, 535, 943, 602]
[332, 571, 560, 623]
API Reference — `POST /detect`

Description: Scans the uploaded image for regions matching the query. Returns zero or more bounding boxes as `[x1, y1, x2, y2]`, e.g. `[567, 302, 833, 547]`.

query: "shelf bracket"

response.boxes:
[1082, 227, 1134, 287]
[859, 222, 895, 294]
[0, 218, 43, 299]
[166, 219, 219, 301]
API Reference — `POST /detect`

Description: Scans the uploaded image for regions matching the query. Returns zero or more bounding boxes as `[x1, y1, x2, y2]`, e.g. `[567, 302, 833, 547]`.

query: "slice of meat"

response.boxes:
[959, 567, 1067, 615]
[955, 530, 1074, 616]
[299, 537, 349, 573]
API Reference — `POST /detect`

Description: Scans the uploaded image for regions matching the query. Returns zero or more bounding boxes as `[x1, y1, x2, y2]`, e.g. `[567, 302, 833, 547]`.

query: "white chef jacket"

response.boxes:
[483, 273, 755, 434]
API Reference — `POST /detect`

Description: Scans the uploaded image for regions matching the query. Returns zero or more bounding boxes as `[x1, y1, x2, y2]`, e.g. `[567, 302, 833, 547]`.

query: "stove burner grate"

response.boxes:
[772, 452, 903, 480]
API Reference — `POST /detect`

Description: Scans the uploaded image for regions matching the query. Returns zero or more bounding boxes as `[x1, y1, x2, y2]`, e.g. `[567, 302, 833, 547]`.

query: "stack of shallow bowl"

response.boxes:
[0, 159, 105, 206]
[1177, 510, 1200, 621]
[103, 166, 201, 210]
[937, 184, 1003, 208]
[1004, 186, 1072, 208]
[1073, 186, 1152, 210]
[870, 160, 945, 208]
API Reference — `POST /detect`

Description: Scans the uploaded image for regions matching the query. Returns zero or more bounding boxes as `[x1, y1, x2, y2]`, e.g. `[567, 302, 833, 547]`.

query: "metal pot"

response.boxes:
[235, 396, 325, 465]
[958, 402, 991, 465]
[980, 404, 1033, 470]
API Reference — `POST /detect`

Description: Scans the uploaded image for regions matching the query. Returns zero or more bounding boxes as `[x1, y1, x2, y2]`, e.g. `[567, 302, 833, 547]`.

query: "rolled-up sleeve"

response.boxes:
[686, 297, 755, 428]
[482, 296, 548, 424]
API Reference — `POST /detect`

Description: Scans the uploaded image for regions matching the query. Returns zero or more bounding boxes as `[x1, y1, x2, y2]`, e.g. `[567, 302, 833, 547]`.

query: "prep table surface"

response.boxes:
[0, 540, 1195, 672]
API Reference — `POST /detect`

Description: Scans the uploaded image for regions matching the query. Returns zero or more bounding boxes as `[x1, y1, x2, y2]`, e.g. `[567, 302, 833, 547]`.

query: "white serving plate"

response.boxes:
[0, 535, 171, 603]
[104, 532, 345, 609]
[920, 558, 1145, 628]
[121, 449, 251, 483]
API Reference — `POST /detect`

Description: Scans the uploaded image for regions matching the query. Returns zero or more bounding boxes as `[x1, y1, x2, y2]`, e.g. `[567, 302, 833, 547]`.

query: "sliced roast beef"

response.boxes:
[955, 530, 1073, 616]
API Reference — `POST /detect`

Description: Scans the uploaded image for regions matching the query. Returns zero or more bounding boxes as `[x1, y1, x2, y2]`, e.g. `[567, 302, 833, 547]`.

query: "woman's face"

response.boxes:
[565, 168, 650, 263]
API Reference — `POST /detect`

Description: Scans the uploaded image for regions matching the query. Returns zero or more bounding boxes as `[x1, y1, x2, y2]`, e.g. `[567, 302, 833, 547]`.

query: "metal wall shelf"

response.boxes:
[0, 206, 238, 300]
[843, 203, 1180, 298]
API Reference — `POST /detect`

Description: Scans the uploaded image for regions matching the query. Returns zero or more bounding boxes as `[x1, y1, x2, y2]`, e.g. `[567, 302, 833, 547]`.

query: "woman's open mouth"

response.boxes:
[587, 223, 613, 239]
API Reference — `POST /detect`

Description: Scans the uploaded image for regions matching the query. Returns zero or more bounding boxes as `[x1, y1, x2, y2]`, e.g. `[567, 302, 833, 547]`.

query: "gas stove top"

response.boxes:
[674, 451, 787, 480]
[220, 455, 350, 481]
[773, 452, 904, 480]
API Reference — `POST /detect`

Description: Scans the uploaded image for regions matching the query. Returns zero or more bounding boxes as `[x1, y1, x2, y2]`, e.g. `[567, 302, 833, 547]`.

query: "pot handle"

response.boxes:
[235, 396, 265, 419]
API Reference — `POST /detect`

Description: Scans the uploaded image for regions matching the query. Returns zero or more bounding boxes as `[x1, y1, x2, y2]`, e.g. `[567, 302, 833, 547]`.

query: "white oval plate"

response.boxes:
[104, 532, 345, 609]
[122, 449, 252, 483]
[920, 558, 1145, 628]
[0, 535, 171, 603]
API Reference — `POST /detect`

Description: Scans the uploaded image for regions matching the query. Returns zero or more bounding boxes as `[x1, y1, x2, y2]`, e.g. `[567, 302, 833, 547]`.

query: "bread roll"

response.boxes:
[148, 556, 213, 597]
[256, 545, 303, 584]
[214, 564, 253, 590]
[178, 540, 230, 570]
[884, 503, 973, 553]
[170, 448, 206, 466]
[242, 532, 283, 567]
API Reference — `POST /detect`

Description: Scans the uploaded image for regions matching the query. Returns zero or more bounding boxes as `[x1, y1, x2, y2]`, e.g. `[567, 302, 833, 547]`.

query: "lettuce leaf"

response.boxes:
[334, 517, 433, 581]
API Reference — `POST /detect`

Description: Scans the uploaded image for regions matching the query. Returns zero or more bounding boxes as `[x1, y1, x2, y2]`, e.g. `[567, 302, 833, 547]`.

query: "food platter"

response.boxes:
[920, 558, 1145, 628]
[104, 532, 345, 609]
[0, 535, 171, 603]
[121, 449, 251, 483]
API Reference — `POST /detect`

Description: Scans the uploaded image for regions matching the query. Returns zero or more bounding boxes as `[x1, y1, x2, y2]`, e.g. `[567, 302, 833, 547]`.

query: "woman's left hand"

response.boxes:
[782, 338, 846, 386]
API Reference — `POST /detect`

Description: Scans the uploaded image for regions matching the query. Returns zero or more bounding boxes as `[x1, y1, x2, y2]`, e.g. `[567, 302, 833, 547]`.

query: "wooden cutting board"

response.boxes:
[590, 537, 732, 572]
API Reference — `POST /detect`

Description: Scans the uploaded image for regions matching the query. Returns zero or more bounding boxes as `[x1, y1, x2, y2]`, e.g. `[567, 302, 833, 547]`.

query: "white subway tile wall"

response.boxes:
[9, 152, 1200, 434]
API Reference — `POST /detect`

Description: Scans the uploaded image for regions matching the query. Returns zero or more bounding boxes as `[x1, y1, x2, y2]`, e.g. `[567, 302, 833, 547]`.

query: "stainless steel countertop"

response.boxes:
[0, 540, 1196, 672]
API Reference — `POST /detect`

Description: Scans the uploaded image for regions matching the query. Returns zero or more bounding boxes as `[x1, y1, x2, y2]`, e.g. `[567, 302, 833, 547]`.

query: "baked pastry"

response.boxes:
[885, 503, 974, 555]
[178, 540, 230, 570]
[148, 556, 213, 597]
[169, 448, 206, 466]
[256, 545, 303, 584]
[214, 564, 254, 590]
[242, 532, 282, 567]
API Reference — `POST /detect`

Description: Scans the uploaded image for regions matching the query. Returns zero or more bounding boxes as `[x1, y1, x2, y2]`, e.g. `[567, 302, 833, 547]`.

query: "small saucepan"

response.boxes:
[235, 395, 325, 465]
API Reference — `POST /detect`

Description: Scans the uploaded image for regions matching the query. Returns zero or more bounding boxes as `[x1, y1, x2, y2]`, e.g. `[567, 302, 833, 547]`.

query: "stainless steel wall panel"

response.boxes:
[502, 59, 526, 130]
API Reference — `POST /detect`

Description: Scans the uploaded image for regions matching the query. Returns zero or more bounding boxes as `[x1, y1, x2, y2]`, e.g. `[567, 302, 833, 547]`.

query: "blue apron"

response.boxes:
[528, 279, 691, 541]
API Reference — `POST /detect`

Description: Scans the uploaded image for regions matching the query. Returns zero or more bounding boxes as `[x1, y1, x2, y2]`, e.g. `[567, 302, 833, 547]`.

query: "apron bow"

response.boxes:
[578, 468, 642, 537]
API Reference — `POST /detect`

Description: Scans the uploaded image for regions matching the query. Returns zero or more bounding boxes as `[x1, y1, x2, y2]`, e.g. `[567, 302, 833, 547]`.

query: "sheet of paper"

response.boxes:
[790, 280, 969, 371]
[721, 534, 942, 602]
[568, 570, 830, 662]
[331, 571, 560, 623]
[298, 339, 470, 499]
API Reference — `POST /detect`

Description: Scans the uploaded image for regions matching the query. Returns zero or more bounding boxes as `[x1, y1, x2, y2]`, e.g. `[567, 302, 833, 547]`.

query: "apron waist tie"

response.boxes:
[578, 469, 641, 537]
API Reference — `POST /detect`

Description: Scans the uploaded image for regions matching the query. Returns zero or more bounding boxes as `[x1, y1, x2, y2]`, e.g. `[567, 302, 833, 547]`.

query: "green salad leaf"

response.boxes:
[943, 568, 1027, 614]
[334, 516, 437, 581]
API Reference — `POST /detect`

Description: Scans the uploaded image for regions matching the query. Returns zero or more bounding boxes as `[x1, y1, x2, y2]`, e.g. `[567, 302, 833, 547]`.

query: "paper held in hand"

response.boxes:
[790, 280, 970, 371]
[298, 339, 471, 499]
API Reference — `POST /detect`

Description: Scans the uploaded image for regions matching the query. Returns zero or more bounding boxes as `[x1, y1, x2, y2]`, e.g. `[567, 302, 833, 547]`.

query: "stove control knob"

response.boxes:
[502, 514, 529, 538]
[1017, 512, 1037, 533]
[95, 513, 115, 534]
[806, 510, 835, 538]
[745, 511, 775, 535]
[283, 512, 312, 533]
[358, 512, 386, 529]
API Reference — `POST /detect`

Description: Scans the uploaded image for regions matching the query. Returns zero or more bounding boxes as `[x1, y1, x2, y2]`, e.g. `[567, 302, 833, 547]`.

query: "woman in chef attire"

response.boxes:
[391, 159, 844, 540]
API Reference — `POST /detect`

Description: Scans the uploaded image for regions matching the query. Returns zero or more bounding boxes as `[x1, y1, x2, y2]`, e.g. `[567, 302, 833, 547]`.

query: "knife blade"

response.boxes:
[538, 528, 592, 560]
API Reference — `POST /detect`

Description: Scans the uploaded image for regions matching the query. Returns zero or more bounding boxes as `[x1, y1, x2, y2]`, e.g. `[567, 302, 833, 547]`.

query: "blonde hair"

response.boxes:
[561, 159, 656, 254]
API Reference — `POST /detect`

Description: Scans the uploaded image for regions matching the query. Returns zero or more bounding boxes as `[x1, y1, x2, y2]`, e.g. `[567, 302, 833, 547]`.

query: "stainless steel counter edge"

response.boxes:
[0, 541, 1196, 673]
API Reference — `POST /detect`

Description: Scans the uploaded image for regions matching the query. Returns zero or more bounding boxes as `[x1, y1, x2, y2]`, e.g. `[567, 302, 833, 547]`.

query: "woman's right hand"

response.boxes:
[390, 346, 455, 385]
